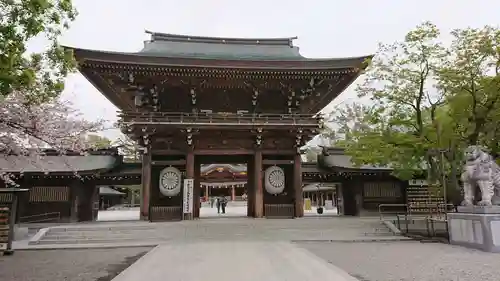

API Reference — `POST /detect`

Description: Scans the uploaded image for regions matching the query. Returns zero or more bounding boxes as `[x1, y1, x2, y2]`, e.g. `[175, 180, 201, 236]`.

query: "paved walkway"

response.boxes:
[111, 242, 358, 281]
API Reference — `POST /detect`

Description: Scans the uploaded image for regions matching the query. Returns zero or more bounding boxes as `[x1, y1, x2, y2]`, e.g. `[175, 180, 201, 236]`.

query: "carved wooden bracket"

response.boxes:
[316, 114, 325, 129]
[255, 127, 263, 147]
[186, 127, 193, 146]
[150, 85, 159, 111]
[295, 129, 304, 154]
[190, 88, 197, 106]
[243, 81, 259, 107]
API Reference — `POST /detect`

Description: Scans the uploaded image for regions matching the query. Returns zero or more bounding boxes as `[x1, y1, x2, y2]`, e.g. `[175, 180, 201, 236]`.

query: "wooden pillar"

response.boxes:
[254, 150, 263, 218]
[205, 185, 209, 201]
[194, 158, 201, 218]
[140, 152, 152, 221]
[69, 181, 79, 222]
[231, 186, 236, 201]
[294, 153, 304, 217]
[185, 150, 195, 220]
[247, 160, 254, 217]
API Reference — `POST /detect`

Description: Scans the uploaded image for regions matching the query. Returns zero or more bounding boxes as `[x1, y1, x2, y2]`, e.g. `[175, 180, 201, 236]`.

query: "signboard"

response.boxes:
[0, 207, 9, 253]
[183, 179, 194, 214]
[408, 179, 428, 186]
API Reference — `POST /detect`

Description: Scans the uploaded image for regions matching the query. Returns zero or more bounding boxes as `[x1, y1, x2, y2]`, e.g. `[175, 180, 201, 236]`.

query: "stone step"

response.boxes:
[48, 225, 155, 232]
[34, 237, 165, 245]
[44, 229, 160, 237]
[363, 232, 394, 236]
[41, 234, 166, 240]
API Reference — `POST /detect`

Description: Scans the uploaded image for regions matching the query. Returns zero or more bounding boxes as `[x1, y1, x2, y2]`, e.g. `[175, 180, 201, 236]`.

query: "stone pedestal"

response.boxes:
[447, 206, 500, 253]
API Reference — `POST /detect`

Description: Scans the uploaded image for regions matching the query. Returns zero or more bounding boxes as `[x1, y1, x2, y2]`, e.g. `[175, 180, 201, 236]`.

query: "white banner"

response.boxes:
[183, 179, 194, 214]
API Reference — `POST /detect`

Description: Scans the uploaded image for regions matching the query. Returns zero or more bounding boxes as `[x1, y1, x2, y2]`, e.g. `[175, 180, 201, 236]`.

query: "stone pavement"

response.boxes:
[21, 217, 406, 249]
[111, 241, 359, 281]
[12, 215, 408, 281]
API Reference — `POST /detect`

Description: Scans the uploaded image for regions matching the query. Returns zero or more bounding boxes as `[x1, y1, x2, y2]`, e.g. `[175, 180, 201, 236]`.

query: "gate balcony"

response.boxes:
[118, 111, 323, 130]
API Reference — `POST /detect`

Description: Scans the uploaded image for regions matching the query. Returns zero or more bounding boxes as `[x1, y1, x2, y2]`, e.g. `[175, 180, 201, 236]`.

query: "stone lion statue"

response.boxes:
[461, 145, 500, 206]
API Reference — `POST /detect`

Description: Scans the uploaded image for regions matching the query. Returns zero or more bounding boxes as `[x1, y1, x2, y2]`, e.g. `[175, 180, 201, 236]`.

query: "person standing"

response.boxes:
[220, 195, 228, 214]
[210, 196, 215, 208]
[216, 197, 221, 214]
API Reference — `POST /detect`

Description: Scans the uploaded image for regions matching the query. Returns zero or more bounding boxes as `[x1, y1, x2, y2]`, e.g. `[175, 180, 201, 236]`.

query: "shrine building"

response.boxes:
[65, 31, 372, 221]
[0, 32, 444, 223]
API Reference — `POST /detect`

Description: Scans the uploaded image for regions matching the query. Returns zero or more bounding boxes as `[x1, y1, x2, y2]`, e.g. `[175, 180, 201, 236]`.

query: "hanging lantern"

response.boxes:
[159, 167, 182, 197]
[264, 166, 285, 195]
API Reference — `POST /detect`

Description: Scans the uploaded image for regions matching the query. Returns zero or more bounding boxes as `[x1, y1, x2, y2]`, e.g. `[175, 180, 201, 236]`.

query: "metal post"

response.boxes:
[440, 150, 447, 207]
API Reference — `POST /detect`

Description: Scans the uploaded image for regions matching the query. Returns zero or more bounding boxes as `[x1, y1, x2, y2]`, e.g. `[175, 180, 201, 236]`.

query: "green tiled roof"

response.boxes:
[138, 31, 306, 61]
[0, 155, 119, 174]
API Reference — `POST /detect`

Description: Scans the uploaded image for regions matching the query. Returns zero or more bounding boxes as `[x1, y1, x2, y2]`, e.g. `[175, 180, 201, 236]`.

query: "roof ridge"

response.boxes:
[145, 30, 297, 46]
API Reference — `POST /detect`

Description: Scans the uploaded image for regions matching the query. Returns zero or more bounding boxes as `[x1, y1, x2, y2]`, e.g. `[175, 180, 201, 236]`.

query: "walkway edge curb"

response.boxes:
[28, 227, 50, 245]
[382, 220, 402, 235]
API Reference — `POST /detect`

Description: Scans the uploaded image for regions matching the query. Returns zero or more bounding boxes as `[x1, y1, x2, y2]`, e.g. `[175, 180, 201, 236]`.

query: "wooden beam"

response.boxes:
[262, 159, 294, 165]
[262, 150, 296, 155]
[151, 149, 184, 155]
[194, 149, 253, 155]
[151, 160, 186, 166]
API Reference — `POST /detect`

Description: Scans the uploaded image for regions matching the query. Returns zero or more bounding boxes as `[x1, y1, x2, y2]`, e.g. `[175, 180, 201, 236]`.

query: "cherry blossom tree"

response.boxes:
[113, 135, 141, 162]
[0, 91, 105, 186]
[0, 91, 104, 154]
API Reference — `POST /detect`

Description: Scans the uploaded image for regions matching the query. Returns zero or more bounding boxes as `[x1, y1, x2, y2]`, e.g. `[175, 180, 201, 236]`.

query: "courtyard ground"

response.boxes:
[299, 241, 500, 281]
[4, 209, 500, 281]
[0, 247, 152, 281]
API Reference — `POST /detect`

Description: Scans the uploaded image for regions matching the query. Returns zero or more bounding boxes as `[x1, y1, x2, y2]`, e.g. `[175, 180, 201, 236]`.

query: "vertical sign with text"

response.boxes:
[183, 179, 194, 214]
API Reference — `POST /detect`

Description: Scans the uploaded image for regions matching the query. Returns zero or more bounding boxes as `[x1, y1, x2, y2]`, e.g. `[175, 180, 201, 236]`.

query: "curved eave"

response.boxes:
[79, 67, 132, 110]
[66, 46, 373, 71]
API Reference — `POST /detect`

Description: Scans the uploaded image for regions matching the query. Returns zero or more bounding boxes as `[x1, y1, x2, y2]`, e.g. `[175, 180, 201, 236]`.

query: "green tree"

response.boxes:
[438, 26, 500, 151]
[329, 23, 500, 203]
[334, 22, 446, 180]
[431, 26, 500, 191]
[0, 0, 78, 102]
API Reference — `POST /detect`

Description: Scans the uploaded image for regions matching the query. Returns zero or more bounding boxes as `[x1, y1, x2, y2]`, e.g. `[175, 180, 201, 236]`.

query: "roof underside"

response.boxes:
[67, 31, 372, 114]
[318, 147, 392, 171]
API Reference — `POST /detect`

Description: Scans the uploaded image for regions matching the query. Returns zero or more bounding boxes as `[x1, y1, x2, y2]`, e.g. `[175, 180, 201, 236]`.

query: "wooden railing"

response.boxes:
[150, 206, 182, 222]
[118, 111, 321, 127]
[264, 204, 295, 218]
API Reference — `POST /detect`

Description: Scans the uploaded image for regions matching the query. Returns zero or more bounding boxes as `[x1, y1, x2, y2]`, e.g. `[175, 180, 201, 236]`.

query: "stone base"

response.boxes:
[457, 205, 500, 214]
[447, 212, 500, 253]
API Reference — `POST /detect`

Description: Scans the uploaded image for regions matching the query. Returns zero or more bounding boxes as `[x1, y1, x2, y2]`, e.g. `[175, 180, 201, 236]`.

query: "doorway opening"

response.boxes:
[196, 155, 251, 219]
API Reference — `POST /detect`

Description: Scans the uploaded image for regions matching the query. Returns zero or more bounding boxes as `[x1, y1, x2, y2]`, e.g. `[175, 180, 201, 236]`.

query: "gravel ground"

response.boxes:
[298, 241, 500, 281]
[0, 247, 152, 281]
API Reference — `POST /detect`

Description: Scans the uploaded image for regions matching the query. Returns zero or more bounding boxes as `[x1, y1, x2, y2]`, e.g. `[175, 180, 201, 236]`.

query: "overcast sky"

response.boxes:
[54, 0, 499, 141]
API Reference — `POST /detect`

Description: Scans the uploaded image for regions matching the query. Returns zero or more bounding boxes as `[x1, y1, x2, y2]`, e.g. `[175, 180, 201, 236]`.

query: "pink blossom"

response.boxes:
[0, 92, 105, 186]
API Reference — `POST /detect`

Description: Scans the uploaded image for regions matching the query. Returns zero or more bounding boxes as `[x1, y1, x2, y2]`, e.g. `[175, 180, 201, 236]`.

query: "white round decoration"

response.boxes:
[264, 166, 285, 195]
[159, 167, 182, 197]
